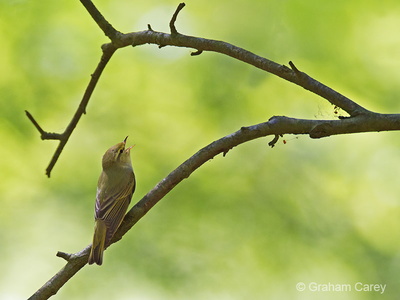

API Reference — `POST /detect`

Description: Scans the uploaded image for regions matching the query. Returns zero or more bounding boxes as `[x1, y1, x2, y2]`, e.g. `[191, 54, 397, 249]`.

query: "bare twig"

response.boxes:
[79, 0, 120, 40]
[268, 134, 280, 148]
[25, 111, 62, 140]
[288, 60, 300, 73]
[25, 110, 45, 135]
[26, 44, 116, 177]
[169, 2, 185, 34]
[56, 251, 72, 262]
[191, 49, 203, 56]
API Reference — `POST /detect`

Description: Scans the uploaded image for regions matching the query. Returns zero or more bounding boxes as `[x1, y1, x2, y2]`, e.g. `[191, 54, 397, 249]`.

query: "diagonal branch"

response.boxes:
[29, 111, 400, 299]
[125, 31, 369, 116]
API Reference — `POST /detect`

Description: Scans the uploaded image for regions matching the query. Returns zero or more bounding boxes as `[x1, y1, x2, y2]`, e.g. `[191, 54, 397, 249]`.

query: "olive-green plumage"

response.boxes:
[88, 137, 136, 265]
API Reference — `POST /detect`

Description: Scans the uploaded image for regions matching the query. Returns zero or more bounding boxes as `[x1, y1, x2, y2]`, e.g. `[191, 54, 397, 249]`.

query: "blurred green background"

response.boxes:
[1, 0, 400, 299]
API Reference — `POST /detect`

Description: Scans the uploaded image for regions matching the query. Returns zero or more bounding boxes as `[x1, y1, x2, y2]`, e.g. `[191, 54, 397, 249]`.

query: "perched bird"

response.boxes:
[88, 137, 136, 265]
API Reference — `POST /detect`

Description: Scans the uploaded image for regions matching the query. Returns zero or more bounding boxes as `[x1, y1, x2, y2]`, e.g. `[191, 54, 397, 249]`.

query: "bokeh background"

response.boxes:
[2, 0, 400, 299]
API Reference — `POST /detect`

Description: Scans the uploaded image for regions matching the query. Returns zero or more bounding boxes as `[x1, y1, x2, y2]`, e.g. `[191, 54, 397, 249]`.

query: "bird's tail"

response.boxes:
[88, 220, 107, 265]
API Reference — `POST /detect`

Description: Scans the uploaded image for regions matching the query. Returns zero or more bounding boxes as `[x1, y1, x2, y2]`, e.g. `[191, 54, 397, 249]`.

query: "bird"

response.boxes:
[88, 136, 136, 265]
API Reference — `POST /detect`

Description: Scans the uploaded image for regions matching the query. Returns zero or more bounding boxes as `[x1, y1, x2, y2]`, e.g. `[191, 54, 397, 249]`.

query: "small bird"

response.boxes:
[88, 137, 136, 265]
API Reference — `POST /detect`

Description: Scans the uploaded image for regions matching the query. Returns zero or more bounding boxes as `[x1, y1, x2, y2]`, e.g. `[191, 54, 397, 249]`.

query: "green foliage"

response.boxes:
[1, 1, 400, 299]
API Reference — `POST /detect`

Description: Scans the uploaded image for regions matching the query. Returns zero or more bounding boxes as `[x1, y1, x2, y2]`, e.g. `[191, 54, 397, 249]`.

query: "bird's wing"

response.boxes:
[95, 172, 135, 245]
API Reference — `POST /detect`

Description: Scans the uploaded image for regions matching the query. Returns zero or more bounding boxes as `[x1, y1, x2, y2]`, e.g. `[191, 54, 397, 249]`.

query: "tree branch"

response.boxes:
[126, 32, 370, 116]
[79, 0, 121, 40]
[27, 3, 400, 297]
[26, 44, 117, 177]
[29, 110, 400, 299]
[169, 2, 185, 34]
[27, 1, 384, 177]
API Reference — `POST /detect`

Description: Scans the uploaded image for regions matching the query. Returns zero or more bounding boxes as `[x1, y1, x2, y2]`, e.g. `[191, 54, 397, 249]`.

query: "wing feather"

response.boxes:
[94, 171, 135, 246]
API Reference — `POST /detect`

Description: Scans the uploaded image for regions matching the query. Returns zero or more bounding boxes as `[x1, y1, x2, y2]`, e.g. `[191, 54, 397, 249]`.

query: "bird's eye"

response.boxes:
[119, 149, 124, 154]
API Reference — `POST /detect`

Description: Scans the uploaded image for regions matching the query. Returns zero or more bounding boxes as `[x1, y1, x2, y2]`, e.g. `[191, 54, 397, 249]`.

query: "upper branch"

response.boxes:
[124, 30, 369, 116]
[26, 2, 377, 177]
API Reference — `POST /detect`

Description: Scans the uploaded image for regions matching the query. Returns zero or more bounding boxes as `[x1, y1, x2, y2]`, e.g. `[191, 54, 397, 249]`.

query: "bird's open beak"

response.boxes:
[126, 145, 135, 153]
[123, 137, 134, 152]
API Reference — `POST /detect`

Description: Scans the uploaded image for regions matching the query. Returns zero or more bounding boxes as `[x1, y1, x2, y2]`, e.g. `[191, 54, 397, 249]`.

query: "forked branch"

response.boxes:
[26, 43, 117, 177]
[27, 1, 394, 177]
[28, 2, 400, 298]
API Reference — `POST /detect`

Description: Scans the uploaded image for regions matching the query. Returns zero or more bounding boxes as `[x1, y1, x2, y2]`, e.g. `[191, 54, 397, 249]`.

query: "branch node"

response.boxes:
[289, 60, 301, 74]
[310, 123, 333, 139]
[26, 110, 64, 141]
[169, 2, 186, 34]
[191, 49, 203, 56]
[222, 149, 230, 157]
[57, 251, 72, 262]
[268, 134, 281, 148]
